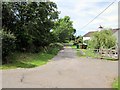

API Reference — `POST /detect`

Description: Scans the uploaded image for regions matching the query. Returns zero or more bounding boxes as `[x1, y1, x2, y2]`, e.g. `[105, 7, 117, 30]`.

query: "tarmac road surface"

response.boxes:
[2, 47, 118, 88]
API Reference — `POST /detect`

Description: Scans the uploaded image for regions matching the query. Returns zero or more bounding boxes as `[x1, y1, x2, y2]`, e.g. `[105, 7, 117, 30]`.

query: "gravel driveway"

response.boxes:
[2, 47, 118, 88]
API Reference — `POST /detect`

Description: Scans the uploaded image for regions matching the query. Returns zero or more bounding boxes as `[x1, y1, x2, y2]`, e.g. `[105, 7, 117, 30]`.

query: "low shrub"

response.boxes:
[1, 30, 16, 64]
[47, 43, 64, 54]
[49, 43, 64, 50]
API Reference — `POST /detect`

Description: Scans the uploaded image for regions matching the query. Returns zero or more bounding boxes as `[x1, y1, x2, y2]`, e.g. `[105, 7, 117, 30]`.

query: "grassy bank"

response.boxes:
[77, 49, 100, 58]
[1, 46, 61, 70]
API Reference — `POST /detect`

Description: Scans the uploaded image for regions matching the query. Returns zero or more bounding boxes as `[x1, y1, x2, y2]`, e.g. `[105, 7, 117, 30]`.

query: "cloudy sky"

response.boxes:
[51, 0, 119, 36]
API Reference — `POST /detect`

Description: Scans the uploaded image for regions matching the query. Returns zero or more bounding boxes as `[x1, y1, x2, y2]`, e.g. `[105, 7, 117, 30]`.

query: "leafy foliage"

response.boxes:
[1, 51, 56, 69]
[2, 2, 59, 63]
[46, 43, 63, 54]
[2, 2, 59, 50]
[52, 16, 76, 42]
[1, 30, 16, 64]
[73, 35, 83, 45]
[84, 40, 89, 45]
[88, 30, 116, 49]
[2, 2, 77, 65]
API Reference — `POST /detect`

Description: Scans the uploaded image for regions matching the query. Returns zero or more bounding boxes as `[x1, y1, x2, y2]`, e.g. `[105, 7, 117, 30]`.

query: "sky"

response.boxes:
[51, 0, 119, 36]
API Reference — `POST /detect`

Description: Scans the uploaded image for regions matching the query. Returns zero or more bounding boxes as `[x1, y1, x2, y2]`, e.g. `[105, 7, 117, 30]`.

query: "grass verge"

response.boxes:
[112, 79, 119, 89]
[76, 48, 117, 61]
[71, 45, 77, 49]
[76, 49, 100, 58]
[1, 47, 60, 70]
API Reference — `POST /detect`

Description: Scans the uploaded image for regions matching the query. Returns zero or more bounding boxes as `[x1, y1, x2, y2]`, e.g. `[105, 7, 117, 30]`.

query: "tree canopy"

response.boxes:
[88, 30, 116, 49]
[2, 2, 59, 49]
[2, 2, 60, 63]
[2, 2, 77, 64]
[52, 16, 76, 42]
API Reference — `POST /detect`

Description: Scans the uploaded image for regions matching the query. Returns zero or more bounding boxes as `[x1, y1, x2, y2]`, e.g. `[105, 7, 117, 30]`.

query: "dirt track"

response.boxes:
[2, 47, 118, 88]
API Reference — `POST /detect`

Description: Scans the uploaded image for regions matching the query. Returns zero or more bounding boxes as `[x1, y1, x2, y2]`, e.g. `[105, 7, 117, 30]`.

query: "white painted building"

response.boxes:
[83, 31, 96, 41]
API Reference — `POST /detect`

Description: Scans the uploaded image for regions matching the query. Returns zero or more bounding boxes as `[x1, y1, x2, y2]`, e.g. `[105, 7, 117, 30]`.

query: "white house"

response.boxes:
[83, 31, 95, 41]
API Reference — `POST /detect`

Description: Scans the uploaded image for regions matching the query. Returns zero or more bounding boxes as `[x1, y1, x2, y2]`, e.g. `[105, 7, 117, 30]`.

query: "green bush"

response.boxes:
[1, 30, 16, 64]
[88, 30, 116, 49]
[47, 43, 64, 54]
[84, 40, 89, 45]
[49, 43, 64, 50]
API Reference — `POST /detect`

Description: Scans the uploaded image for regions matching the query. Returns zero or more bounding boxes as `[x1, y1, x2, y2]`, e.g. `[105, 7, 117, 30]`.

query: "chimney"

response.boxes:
[98, 25, 103, 31]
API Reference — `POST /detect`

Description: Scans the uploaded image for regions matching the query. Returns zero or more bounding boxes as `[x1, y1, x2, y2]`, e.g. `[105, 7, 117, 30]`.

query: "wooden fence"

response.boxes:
[87, 48, 118, 60]
[99, 48, 118, 59]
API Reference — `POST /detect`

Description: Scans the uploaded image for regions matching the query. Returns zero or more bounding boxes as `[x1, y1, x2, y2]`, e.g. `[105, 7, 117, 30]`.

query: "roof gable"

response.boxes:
[83, 28, 119, 37]
[83, 31, 96, 37]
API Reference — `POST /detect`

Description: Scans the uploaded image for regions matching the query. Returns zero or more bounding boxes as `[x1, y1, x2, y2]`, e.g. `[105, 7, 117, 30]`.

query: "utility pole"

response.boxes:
[118, 2, 120, 87]
[118, 28, 120, 60]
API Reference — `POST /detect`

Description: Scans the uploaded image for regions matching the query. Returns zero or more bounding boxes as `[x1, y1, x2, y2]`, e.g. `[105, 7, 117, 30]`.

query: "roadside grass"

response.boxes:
[76, 49, 100, 58]
[76, 49, 84, 57]
[112, 79, 119, 89]
[71, 45, 76, 49]
[72, 45, 117, 61]
[81, 49, 100, 58]
[1, 48, 60, 70]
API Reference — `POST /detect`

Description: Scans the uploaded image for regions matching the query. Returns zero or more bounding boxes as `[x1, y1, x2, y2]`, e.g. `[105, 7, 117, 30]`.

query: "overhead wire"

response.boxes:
[80, 0, 116, 30]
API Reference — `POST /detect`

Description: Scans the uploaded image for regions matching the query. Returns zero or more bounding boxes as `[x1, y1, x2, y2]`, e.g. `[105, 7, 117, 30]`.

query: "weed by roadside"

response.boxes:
[1, 46, 61, 70]
[74, 47, 118, 61]
[112, 79, 119, 89]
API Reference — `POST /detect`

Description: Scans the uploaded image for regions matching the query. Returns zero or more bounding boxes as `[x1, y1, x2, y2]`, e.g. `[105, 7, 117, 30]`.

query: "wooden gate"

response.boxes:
[99, 48, 118, 59]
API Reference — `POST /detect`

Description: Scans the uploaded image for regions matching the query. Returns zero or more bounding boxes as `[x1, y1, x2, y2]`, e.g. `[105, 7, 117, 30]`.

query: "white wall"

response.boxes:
[83, 37, 91, 41]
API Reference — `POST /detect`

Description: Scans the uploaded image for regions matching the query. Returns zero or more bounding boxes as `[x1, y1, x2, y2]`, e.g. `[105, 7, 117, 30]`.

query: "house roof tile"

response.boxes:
[83, 31, 96, 37]
[83, 28, 119, 37]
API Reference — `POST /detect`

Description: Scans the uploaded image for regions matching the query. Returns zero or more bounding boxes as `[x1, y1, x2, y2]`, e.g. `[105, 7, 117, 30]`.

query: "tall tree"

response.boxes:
[2, 2, 59, 52]
[2, 2, 59, 63]
[88, 30, 116, 49]
[52, 16, 75, 42]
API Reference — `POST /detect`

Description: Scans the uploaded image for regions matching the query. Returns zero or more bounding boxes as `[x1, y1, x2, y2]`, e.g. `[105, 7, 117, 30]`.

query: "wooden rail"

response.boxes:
[87, 48, 118, 59]
[99, 49, 118, 59]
